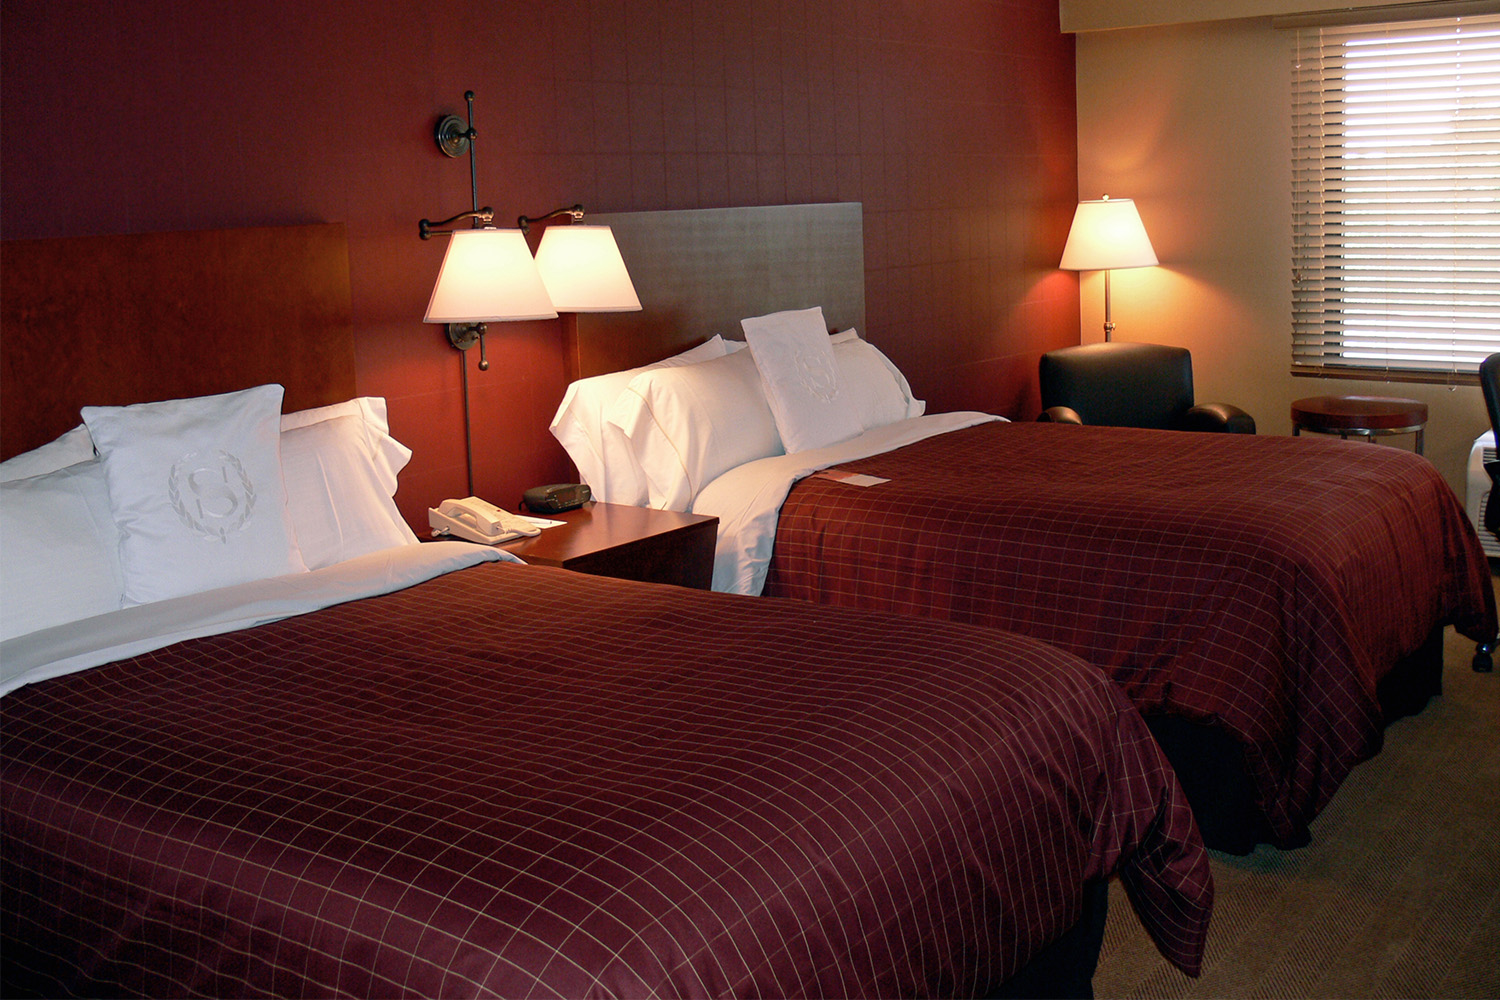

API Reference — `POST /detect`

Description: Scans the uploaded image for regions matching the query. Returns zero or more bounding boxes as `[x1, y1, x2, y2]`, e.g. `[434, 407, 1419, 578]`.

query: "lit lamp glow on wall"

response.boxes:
[1059, 196, 1158, 342]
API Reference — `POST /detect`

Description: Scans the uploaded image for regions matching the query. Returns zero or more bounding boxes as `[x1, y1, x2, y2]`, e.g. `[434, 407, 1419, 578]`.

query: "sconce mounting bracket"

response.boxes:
[447, 322, 481, 352]
[447, 322, 489, 371]
[435, 114, 473, 159]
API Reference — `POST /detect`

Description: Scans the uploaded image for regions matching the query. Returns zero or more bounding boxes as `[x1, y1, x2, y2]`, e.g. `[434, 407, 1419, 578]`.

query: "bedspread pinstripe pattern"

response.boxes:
[764, 421, 1497, 848]
[1, 561, 1210, 998]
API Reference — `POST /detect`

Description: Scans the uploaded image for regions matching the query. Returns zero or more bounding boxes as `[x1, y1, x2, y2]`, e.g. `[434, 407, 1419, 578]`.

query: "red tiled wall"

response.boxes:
[1, 1, 1077, 526]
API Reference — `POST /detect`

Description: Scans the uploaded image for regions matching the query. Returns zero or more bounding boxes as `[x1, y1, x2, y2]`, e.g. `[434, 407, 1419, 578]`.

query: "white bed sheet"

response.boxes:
[693, 412, 1003, 595]
[1, 542, 520, 697]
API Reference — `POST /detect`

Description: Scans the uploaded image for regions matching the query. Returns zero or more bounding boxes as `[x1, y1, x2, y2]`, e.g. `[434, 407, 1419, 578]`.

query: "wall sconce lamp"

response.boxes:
[522, 207, 642, 314]
[418, 91, 558, 495]
[1059, 196, 1158, 342]
[417, 92, 642, 497]
[419, 92, 556, 375]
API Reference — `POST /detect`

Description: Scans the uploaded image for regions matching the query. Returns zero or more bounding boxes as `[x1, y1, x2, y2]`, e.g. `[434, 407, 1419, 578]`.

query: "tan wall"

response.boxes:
[1073, 15, 1488, 500]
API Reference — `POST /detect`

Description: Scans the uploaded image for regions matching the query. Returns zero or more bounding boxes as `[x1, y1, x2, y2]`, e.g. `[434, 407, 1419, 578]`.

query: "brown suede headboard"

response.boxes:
[1, 223, 356, 461]
[569, 203, 865, 380]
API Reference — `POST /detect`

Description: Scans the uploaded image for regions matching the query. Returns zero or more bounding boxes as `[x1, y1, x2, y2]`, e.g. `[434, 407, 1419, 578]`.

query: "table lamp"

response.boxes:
[1060, 196, 1158, 341]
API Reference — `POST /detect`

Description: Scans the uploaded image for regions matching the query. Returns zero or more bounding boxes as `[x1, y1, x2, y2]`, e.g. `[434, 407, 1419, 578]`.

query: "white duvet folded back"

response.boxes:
[0, 542, 520, 697]
[693, 412, 1003, 595]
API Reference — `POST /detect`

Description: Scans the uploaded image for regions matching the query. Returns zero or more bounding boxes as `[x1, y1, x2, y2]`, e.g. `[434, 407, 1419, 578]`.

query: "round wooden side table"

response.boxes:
[1290, 395, 1428, 454]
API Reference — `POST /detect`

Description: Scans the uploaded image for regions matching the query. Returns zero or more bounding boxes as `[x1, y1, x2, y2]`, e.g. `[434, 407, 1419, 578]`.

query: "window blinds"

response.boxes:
[1291, 13, 1500, 382]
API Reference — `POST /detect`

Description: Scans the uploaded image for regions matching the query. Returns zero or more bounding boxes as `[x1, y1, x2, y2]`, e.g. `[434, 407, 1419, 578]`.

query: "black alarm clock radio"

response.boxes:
[522, 482, 592, 514]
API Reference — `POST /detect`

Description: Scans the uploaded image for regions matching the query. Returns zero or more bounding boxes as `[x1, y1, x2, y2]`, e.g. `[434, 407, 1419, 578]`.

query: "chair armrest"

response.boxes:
[1038, 405, 1084, 425]
[1176, 403, 1256, 434]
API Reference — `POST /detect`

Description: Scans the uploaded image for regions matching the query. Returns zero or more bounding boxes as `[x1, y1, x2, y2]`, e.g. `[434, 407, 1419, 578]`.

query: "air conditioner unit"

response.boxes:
[1466, 431, 1500, 558]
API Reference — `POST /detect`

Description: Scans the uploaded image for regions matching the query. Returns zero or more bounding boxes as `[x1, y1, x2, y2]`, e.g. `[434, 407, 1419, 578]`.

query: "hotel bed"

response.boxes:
[564, 203, 1498, 854]
[0, 223, 1213, 997]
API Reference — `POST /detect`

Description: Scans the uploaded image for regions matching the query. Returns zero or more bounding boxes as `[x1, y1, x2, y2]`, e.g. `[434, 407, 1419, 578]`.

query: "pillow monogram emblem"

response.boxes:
[168, 450, 256, 542]
[793, 345, 840, 402]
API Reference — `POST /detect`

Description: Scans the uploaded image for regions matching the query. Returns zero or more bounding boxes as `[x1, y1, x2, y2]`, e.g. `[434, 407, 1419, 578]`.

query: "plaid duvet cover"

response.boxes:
[2, 560, 1211, 998]
[765, 421, 1496, 847]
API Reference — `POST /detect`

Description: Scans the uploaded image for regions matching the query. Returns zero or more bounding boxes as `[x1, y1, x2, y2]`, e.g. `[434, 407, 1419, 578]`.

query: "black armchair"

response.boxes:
[1038, 342, 1256, 434]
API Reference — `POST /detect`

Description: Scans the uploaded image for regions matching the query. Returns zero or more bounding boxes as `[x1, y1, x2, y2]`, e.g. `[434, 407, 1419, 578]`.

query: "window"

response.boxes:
[1291, 11, 1500, 383]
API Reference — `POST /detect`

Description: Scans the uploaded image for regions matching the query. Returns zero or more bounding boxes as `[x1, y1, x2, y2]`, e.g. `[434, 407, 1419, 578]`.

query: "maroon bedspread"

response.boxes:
[765, 421, 1497, 848]
[1, 561, 1210, 998]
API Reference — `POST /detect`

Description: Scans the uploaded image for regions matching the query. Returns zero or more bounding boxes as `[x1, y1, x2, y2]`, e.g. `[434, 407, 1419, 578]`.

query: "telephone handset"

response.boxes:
[428, 496, 542, 544]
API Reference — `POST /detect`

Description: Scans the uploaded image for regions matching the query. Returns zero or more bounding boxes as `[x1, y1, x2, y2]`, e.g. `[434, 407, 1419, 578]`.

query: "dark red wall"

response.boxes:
[2, 0, 1077, 528]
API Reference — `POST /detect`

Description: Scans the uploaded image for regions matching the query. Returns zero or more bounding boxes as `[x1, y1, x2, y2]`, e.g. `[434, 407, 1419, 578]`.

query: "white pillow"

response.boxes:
[0, 461, 125, 641]
[741, 307, 864, 453]
[550, 336, 730, 505]
[830, 329, 926, 429]
[280, 415, 419, 569]
[606, 347, 784, 511]
[0, 396, 417, 490]
[82, 384, 308, 606]
[280, 397, 412, 497]
[0, 425, 95, 483]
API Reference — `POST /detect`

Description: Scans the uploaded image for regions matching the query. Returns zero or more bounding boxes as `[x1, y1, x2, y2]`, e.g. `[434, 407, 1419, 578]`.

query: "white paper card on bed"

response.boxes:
[606, 347, 784, 511]
[82, 384, 308, 605]
[0, 460, 126, 641]
[741, 307, 864, 453]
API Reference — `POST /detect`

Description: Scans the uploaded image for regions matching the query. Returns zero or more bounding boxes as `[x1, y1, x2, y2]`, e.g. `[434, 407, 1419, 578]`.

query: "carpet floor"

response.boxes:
[1094, 617, 1500, 998]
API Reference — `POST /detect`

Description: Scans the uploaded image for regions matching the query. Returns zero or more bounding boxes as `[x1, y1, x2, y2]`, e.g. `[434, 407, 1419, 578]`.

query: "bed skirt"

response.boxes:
[1149, 622, 1445, 854]
[991, 879, 1110, 999]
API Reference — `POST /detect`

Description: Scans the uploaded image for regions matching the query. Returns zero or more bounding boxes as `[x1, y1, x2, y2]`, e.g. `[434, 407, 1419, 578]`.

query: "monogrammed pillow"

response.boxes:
[741, 306, 863, 453]
[82, 384, 307, 605]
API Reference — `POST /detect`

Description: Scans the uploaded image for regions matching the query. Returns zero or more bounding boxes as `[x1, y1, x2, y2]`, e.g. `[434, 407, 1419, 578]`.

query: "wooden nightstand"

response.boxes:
[499, 502, 718, 590]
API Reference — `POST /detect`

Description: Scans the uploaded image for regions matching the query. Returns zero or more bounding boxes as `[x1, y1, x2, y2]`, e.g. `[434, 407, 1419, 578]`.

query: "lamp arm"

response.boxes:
[419, 208, 496, 239]
[517, 203, 585, 234]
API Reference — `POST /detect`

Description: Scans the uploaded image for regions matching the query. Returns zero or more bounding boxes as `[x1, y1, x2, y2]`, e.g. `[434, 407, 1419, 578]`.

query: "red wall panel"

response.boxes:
[1, 0, 1078, 528]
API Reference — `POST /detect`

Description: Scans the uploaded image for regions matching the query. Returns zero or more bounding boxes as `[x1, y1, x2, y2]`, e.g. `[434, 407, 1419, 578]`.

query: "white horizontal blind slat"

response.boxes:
[1291, 13, 1500, 379]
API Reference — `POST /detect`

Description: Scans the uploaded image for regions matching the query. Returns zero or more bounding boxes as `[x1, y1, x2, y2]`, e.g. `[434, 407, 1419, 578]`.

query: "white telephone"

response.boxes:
[428, 496, 542, 544]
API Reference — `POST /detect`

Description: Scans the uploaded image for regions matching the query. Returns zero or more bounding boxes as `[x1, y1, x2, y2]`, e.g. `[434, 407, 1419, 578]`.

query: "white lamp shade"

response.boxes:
[532, 225, 642, 312]
[424, 228, 558, 323]
[1059, 198, 1159, 271]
